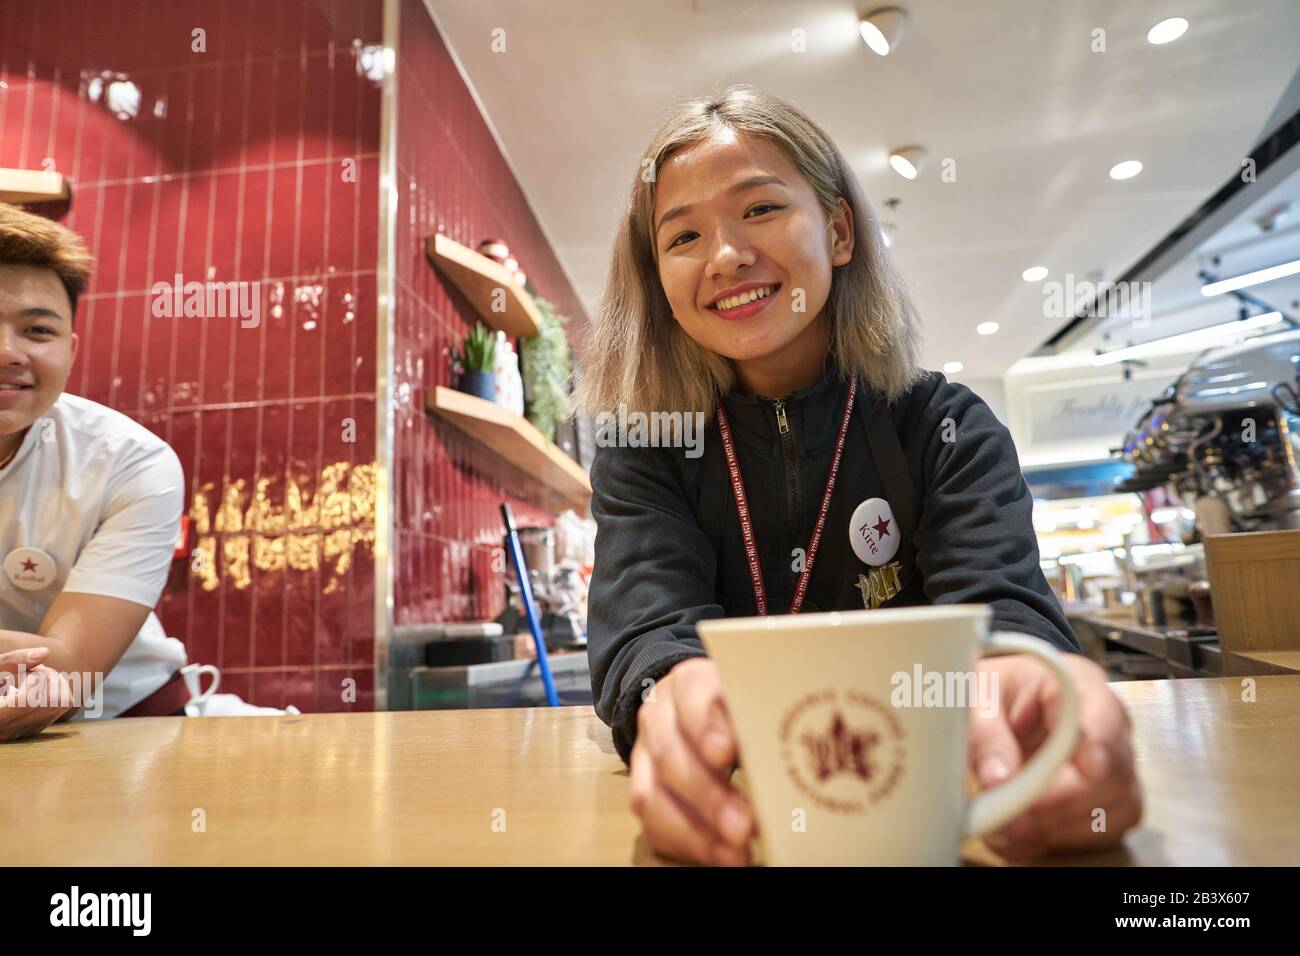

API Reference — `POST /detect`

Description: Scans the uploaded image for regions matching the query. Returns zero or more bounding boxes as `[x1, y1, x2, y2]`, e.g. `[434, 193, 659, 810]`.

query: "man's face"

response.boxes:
[0, 264, 79, 440]
[652, 129, 851, 367]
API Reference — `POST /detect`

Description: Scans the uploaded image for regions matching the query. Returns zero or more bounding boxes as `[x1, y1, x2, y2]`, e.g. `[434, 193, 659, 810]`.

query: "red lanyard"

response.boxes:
[715, 376, 857, 615]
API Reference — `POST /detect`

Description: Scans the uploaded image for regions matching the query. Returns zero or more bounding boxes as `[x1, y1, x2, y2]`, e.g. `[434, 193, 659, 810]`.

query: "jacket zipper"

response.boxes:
[771, 399, 802, 573]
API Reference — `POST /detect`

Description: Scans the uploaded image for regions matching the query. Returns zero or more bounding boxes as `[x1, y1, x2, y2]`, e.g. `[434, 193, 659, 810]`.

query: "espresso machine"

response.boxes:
[1117, 327, 1300, 533]
[1113, 327, 1300, 629]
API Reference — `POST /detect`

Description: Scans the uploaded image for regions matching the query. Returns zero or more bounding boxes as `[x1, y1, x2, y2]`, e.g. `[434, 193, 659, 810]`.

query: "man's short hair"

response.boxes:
[0, 202, 94, 317]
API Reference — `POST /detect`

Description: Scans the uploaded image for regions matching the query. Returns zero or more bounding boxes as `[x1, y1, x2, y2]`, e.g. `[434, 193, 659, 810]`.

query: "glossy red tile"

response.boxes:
[4, 0, 595, 705]
[284, 535, 320, 667]
[111, 292, 148, 413]
[301, 52, 332, 163]
[237, 168, 270, 280]
[80, 297, 116, 405]
[242, 59, 275, 169]
[218, 670, 252, 704]
[283, 666, 315, 713]
[209, 170, 243, 280]
[262, 282, 293, 402]
[270, 58, 304, 167]
[179, 172, 215, 280]
[267, 166, 299, 280]
[93, 183, 129, 293]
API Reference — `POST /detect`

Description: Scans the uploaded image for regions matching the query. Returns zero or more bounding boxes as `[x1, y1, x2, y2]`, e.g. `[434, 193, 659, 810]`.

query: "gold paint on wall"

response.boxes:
[189, 462, 378, 592]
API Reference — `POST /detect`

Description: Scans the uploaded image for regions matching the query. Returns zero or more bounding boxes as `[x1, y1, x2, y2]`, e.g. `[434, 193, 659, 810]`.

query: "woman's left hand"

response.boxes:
[967, 651, 1143, 861]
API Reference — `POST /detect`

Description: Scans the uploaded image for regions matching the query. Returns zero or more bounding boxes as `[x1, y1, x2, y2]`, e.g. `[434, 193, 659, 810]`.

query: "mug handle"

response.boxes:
[962, 631, 1080, 838]
[186, 664, 221, 703]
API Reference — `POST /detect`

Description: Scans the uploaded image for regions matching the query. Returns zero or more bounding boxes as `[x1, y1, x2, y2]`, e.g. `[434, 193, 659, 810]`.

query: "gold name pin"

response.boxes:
[856, 561, 903, 610]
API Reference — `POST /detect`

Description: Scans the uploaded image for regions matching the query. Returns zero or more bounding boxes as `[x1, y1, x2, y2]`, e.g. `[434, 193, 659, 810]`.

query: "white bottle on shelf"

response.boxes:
[505, 338, 524, 417]
[492, 331, 511, 409]
[492, 331, 525, 416]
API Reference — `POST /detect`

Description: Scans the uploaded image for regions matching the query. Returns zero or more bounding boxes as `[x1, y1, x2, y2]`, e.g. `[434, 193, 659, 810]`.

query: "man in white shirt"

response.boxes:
[0, 202, 188, 740]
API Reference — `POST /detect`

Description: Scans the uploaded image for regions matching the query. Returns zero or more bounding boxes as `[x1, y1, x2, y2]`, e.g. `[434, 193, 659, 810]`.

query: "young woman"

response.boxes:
[576, 86, 1141, 866]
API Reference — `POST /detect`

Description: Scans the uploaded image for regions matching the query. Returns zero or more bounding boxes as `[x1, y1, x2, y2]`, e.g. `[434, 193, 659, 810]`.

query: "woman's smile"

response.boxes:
[706, 282, 782, 320]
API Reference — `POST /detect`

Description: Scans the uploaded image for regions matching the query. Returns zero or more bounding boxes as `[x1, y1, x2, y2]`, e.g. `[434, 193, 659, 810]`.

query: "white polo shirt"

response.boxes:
[0, 393, 187, 718]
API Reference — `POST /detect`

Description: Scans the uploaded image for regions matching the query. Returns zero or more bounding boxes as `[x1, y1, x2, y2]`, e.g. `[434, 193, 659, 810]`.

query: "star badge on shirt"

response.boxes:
[3, 547, 58, 591]
[849, 497, 900, 567]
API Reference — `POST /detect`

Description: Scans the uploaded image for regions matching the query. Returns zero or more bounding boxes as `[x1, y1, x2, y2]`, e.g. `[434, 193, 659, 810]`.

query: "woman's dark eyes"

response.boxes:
[667, 204, 785, 249]
[27, 327, 57, 337]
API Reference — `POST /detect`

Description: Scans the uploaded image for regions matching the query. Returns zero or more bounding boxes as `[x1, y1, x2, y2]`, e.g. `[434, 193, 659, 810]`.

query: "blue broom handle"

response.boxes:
[501, 503, 559, 707]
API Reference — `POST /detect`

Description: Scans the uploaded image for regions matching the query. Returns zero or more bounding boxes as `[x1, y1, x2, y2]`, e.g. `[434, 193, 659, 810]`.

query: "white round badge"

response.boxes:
[849, 497, 900, 567]
[4, 547, 58, 591]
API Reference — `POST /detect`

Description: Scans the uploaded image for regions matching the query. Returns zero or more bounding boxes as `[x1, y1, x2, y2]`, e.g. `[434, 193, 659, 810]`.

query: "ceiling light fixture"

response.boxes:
[859, 7, 909, 56]
[943, 361, 963, 374]
[1147, 17, 1189, 45]
[889, 145, 928, 180]
[1109, 160, 1143, 180]
[1022, 266, 1048, 282]
[1200, 256, 1300, 297]
[1091, 312, 1284, 365]
[976, 321, 999, 335]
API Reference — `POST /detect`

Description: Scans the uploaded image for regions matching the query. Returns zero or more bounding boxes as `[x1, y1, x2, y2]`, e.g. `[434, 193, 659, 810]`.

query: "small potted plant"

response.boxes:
[452, 322, 497, 402]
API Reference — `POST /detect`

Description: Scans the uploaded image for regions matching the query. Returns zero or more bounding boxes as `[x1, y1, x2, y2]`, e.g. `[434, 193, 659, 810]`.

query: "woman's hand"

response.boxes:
[967, 652, 1143, 861]
[629, 657, 756, 866]
[0, 647, 74, 741]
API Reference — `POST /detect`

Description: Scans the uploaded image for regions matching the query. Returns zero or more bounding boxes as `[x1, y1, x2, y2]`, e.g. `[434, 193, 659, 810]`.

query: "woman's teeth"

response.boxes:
[713, 284, 777, 311]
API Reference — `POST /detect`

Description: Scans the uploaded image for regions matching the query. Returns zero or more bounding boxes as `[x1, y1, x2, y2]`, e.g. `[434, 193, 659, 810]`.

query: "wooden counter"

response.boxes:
[3, 676, 1299, 865]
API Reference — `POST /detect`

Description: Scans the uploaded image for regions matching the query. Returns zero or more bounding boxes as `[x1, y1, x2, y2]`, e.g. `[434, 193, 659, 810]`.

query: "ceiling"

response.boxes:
[426, 0, 1300, 379]
[1073, 161, 1300, 357]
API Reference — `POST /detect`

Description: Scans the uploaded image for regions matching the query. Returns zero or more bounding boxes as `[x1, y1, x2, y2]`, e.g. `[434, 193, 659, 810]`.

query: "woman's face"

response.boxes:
[652, 128, 853, 377]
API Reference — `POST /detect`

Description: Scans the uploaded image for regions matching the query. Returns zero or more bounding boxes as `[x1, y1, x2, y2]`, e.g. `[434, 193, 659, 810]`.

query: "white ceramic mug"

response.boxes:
[180, 663, 221, 716]
[697, 604, 1079, 866]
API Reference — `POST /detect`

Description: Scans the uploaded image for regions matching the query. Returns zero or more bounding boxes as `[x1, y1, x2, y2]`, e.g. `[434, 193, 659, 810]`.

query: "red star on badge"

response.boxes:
[20, 558, 38, 573]
[872, 515, 891, 539]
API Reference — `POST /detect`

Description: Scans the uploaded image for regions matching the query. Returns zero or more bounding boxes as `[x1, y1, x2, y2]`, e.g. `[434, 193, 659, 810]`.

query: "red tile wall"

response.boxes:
[390, 0, 590, 627]
[0, 0, 384, 712]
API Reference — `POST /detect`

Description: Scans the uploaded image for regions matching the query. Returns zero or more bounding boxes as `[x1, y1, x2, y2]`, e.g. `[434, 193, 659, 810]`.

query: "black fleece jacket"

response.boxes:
[586, 365, 1079, 764]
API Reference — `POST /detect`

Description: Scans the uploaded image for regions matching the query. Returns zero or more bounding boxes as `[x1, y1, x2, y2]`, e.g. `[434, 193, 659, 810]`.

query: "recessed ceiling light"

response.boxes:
[943, 361, 963, 374]
[976, 322, 999, 335]
[1022, 266, 1048, 282]
[1109, 160, 1143, 181]
[859, 7, 909, 56]
[1147, 17, 1189, 45]
[889, 145, 927, 180]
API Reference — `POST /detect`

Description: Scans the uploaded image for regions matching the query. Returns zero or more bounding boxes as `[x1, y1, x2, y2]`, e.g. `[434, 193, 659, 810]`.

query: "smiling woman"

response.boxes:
[574, 84, 922, 417]
[573, 85, 1141, 868]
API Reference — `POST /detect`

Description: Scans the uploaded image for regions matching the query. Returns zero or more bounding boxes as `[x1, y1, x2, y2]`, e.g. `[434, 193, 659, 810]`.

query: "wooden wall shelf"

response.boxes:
[427, 385, 591, 514]
[0, 168, 70, 204]
[426, 233, 542, 338]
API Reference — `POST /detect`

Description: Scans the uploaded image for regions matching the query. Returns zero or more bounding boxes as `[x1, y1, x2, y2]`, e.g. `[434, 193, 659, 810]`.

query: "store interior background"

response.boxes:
[2, 0, 1299, 707]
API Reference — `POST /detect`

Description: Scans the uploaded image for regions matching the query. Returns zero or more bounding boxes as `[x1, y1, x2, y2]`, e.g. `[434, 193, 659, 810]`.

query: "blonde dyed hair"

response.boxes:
[573, 84, 924, 418]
